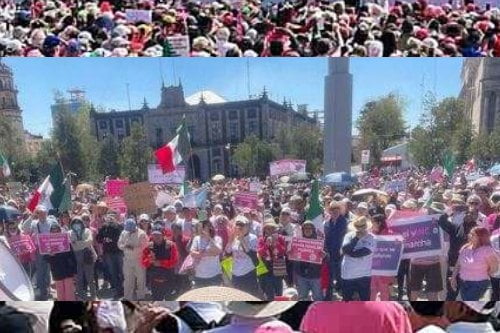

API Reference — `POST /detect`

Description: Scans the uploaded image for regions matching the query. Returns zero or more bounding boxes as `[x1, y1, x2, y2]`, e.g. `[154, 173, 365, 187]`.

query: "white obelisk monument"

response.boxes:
[323, 58, 353, 174]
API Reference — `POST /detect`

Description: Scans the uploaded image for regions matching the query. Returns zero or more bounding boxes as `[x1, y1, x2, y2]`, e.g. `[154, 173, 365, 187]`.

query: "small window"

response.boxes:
[247, 109, 257, 119]
[210, 112, 220, 121]
[248, 120, 258, 134]
[228, 110, 238, 120]
[116, 119, 124, 128]
[213, 159, 222, 173]
[131, 117, 139, 124]
[99, 121, 107, 129]
[212, 148, 221, 157]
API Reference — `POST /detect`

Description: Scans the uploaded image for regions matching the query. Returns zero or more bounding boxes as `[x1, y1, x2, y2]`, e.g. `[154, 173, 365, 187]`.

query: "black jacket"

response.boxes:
[438, 214, 475, 267]
[97, 223, 123, 254]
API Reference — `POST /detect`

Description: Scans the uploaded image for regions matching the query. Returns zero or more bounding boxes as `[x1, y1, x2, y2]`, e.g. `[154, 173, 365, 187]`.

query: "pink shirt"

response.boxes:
[458, 245, 495, 281]
[300, 301, 412, 333]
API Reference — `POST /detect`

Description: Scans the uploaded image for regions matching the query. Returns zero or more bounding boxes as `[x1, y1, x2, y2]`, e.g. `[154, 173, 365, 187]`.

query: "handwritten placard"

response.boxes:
[37, 233, 70, 255]
[288, 237, 324, 264]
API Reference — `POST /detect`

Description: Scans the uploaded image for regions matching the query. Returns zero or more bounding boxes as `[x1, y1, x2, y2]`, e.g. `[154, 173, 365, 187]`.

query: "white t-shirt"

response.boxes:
[446, 322, 496, 333]
[341, 231, 375, 280]
[190, 235, 222, 279]
[417, 325, 446, 333]
[490, 234, 500, 278]
[230, 234, 258, 277]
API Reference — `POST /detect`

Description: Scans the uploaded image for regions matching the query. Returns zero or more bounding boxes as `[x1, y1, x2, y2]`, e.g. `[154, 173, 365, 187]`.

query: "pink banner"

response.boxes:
[288, 237, 324, 264]
[269, 159, 306, 176]
[105, 179, 129, 197]
[8, 235, 36, 257]
[233, 192, 259, 210]
[105, 196, 128, 215]
[37, 233, 70, 255]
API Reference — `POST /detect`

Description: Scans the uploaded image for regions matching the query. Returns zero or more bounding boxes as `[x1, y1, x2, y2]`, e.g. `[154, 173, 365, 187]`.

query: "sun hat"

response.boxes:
[402, 199, 418, 210]
[235, 215, 249, 225]
[357, 202, 369, 210]
[351, 216, 371, 231]
[176, 286, 261, 301]
[463, 301, 500, 315]
[429, 202, 446, 215]
[451, 194, 465, 205]
[227, 301, 297, 319]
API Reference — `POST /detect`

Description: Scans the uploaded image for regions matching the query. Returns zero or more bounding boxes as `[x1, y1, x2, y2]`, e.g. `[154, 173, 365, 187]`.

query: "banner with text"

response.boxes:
[288, 237, 324, 264]
[123, 182, 157, 214]
[37, 233, 70, 255]
[148, 164, 186, 184]
[8, 235, 36, 257]
[233, 192, 259, 210]
[125, 9, 152, 23]
[105, 179, 129, 197]
[389, 214, 443, 259]
[270, 159, 306, 176]
[372, 235, 404, 276]
[166, 35, 190, 57]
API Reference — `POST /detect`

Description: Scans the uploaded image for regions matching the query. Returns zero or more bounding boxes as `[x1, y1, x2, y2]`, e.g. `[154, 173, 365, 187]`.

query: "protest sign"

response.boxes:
[37, 233, 70, 255]
[248, 182, 262, 193]
[389, 214, 443, 259]
[288, 237, 324, 264]
[269, 159, 306, 176]
[105, 179, 129, 197]
[384, 179, 407, 193]
[148, 164, 185, 184]
[233, 192, 259, 210]
[8, 235, 35, 257]
[183, 188, 208, 208]
[125, 9, 152, 23]
[372, 235, 404, 276]
[156, 191, 174, 208]
[105, 196, 128, 215]
[165, 35, 190, 57]
[123, 182, 157, 214]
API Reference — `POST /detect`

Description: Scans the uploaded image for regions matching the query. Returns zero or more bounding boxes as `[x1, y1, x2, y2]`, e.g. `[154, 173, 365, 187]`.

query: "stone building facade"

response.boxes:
[461, 58, 500, 134]
[90, 83, 317, 180]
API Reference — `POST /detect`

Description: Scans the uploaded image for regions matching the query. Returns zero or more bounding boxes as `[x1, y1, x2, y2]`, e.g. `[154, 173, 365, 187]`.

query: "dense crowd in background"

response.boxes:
[2, 300, 500, 333]
[3, 161, 500, 303]
[0, 0, 500, 56]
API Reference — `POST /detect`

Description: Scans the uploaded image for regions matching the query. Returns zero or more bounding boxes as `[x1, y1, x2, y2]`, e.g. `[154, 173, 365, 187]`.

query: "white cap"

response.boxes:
[463, 301, 499, 315]
[36, 204, 48, 213]
[163, 205, 176, 214]
[357, 202, 368, 210]
[139, 214, 150, 221]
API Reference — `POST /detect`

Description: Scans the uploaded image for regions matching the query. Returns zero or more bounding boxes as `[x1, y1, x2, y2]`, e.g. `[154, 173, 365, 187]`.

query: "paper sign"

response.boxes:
[123, 182, 157, 214]
[105, 179, 129, 197]
[248, 182, 262, 193]
[233, 192, 259, 210]
[8, 235, 36, 257]
[125, 9, 152, 23]
[148, 164, 186, 184]
[166, 35, 190, 57]
[288, 237, 324, 264]
[371, 235, 404, 276]
[37, 233, 70, 255]
[269, 159, 306, 176]
[105, 196, 128, 215]
[384, 179, 407, 193]
[389, 214, 443, 259]
[155, 191, 174, 208]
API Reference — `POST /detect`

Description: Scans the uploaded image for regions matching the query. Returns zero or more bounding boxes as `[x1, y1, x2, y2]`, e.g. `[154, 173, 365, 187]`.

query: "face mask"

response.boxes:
[72, 223, 83, 233]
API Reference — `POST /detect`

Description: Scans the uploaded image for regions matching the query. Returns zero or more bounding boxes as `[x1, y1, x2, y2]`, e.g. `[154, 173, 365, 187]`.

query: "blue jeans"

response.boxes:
[460, 279, 490, 300]
[103, 251, 124, 295]
[259, 273, 283, 300]
[296, 275, 322, 301]
[35, 252, 50, 300]
[342, 276, 371, 301]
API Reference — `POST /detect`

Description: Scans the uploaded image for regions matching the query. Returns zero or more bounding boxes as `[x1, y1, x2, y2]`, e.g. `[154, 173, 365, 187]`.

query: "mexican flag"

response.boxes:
[27, 164, 70, 212]
[442, 150, 456, 178]
[306, 180, 324, 235]
[155, 118, 191, 173]
[0, 152, 10, 177]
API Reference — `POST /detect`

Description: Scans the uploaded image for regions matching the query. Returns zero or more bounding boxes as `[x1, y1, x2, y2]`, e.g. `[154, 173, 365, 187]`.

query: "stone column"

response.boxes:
[323, 58, 353, 174]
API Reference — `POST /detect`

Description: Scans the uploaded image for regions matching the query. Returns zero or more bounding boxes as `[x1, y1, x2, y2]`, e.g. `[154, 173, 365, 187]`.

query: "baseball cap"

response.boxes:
[139, 213, 150, 221]
[463, 301, 499, 315]
[163, 205, 176, 214]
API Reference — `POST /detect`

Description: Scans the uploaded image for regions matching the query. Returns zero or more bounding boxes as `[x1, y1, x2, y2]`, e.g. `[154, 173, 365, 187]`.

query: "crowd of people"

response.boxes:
[2, 300, 500, 333]
[0, 0, 500, 57]
[3, 162, 500, 302]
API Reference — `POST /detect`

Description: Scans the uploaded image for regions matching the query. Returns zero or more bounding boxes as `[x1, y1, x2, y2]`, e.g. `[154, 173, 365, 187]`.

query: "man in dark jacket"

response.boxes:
[323, 201, 348, 300]
[96, 214, 124, 298]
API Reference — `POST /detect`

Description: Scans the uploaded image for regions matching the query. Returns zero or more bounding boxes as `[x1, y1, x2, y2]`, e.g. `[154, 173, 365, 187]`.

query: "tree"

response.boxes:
[452, 119, 474, 165]
[33, 140, 58, 182]
[76, 105, 100, 181]
[98, 136, 120, 178]
[52, 108, 85, 179]
[233, 135, 279, 176]
[118, 123, 151, 182]
[356, 93, 407, 166]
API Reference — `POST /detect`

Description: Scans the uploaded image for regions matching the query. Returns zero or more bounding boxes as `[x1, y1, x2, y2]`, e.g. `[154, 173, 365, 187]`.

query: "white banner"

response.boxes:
[148, 164, 185, 184]
[166, 35, 190, 57]
[125, 9, 152, 23]
[269, 159, 306, 176]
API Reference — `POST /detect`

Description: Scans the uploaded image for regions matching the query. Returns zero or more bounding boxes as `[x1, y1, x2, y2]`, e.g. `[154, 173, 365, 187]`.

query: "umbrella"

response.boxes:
[322, 172, 357, 187]
[352, 188, 389, 201]
[212, 174, 225, 182]
[76, 183, 94, 192]
[490, 164, 500, 176]
[473, 176, 498, 188]
[289, 172, 310, 183]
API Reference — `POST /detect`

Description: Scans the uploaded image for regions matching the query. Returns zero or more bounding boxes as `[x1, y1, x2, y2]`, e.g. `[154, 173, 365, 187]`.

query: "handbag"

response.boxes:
[272, 256, 287, 277]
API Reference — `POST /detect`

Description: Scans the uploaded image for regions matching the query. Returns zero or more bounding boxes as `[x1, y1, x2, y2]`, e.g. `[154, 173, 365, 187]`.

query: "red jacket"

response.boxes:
[141, 240, 179, 270]
[258, 235, 286, 261]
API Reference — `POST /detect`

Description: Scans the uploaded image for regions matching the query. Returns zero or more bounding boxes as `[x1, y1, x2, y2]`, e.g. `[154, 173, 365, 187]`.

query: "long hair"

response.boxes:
[467, 227, 492, 249]
[371, 214, 387, 234]
[201, 220, 215, 238]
